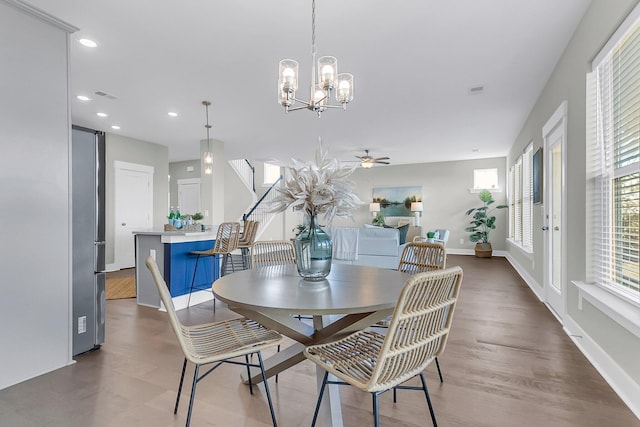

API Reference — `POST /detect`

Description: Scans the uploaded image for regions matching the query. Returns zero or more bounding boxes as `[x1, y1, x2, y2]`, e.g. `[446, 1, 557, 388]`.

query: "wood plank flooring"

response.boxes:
[1, 255, 638, 426]
[105, 268, 136, 300]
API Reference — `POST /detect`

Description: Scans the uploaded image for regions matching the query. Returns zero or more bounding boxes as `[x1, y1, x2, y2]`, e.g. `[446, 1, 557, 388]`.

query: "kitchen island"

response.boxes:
[134, 228, 220, 309]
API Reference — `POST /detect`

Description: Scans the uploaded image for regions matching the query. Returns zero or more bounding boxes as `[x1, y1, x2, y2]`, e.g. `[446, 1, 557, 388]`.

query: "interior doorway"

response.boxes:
[114, 161, 154, 269]
[542, 101, 567, 322]
[177, 178, 201, 216]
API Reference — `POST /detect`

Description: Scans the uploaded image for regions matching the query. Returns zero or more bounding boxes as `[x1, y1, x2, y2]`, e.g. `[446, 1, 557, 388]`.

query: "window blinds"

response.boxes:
[590, 10, 640, 301]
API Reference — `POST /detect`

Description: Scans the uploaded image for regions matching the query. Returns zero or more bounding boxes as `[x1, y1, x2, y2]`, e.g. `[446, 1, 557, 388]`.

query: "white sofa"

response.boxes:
[332, 226, 413, 269]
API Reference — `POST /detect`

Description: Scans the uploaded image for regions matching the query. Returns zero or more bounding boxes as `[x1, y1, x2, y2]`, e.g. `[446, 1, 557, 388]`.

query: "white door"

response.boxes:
[177, 178, 201, 216]
[115, 161, 154, 269]
[542, 102, 567, 321]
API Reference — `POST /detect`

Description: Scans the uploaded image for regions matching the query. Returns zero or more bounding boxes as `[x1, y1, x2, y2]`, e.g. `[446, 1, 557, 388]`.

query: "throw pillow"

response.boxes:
[397, 224, 409, 245]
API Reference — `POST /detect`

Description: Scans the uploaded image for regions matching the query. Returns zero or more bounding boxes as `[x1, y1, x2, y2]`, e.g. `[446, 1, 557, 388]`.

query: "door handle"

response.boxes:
[541, 226, 549, 231]
[554, 226, 560, 231]
[121, 222, 127, 226]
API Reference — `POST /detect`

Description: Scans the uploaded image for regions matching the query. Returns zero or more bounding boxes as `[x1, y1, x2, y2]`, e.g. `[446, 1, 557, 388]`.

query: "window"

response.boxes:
[473, 168, 499, 191]
[508, 144, 533, 252]
[263, 163, 281, 186]
[588, 7, 639, 303]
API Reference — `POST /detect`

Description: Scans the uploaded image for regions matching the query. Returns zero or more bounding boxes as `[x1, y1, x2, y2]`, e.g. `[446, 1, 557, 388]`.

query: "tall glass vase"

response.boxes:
[294, 212, 332, 281]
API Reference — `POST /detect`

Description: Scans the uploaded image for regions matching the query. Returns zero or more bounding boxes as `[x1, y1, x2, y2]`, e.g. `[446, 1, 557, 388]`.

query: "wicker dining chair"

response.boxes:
[145, 256, 282, 427]
[397, 241, 447, 273]
[187, 221, 241, 308]
[250, 240, 296, 268]
[238, 220, 260, 269]
[304, 266, 464, 427]
[376, 242, 449, 382]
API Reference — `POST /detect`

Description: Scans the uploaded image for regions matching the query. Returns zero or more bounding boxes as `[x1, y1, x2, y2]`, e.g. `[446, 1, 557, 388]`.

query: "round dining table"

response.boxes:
[213, 263, 410, 427]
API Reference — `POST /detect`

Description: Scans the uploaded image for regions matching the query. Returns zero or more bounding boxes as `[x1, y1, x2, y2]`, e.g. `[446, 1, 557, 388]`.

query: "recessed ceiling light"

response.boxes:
[111, 125, 120, 130]
[472, 148, 480, 153]
[168, 112, 178, 117]
[76, 95, 92, 101]
[79, 38, 97, 48]
[96, 112, 108, 118]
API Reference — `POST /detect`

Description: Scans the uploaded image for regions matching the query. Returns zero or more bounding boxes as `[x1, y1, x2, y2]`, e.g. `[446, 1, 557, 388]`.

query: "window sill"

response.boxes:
[469, 187, 502, 194]
[573, 281, 640, 339]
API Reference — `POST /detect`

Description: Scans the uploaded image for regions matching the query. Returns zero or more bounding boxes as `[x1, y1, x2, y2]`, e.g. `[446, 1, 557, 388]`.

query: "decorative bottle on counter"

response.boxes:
[174, 206, 183, 229]
[168, 206, 175, 225]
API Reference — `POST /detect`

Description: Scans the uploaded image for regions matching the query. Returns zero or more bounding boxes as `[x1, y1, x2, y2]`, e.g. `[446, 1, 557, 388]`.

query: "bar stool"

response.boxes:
[187, 222, 241, 309]
[238, 220, 259, 269]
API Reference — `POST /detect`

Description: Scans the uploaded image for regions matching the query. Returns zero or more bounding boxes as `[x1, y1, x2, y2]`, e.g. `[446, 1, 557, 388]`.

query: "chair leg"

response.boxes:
[311, 372, 329, 427]
[257, 351, 278, 427]
[245, 354, 254, 395]
[187, 255, 201, 307]
[186, 364, 200, 427]
[434, 357, 444, 383]
[174, 358, 188, 414]
[419, 372, 437, 427]
[372, 392, 381, 427]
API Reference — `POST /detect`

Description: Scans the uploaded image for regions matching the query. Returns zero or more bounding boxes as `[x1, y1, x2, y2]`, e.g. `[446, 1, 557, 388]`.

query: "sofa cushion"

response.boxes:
[397, 224, 409, 244]
[358, 226, 399, 256]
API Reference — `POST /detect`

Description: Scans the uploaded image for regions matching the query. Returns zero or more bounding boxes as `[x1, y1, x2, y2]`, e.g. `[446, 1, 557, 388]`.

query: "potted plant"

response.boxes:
[372, 212, 385, 226]
[465, 189, 508, 257]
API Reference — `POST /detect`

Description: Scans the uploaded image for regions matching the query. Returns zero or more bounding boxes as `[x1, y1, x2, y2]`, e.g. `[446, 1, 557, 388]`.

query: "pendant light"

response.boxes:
[202, 101, 213, 175]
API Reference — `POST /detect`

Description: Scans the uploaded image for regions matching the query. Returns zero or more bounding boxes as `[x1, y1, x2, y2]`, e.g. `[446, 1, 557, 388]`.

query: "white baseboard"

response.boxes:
[447, 248, 508, 257]
[564, 315, 640, 420]
[504, 253, 544, 301]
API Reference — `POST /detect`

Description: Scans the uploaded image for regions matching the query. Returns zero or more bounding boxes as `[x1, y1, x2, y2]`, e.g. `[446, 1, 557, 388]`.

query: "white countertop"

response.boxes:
[133, 226, 218, 243]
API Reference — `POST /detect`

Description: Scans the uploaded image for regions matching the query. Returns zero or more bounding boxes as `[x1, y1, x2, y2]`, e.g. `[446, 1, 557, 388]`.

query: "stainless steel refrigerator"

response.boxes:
[72, 126, 106, 356]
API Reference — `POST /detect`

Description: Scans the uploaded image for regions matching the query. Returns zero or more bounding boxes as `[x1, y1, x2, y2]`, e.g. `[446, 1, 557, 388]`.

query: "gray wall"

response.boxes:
[169, 159, 201, 210]
[329, 157, 508, 252]
[0, 1, 75, 389]
[506, 0, 640, 394]
[105, 133, 168, 265]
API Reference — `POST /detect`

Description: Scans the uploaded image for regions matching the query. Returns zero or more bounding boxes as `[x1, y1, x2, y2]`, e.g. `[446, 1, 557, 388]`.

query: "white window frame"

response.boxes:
[263, 163, 281, 186]
[471, 168, 501, 193]
[508, 143, 533, 253]
[586, 4, 640, 309]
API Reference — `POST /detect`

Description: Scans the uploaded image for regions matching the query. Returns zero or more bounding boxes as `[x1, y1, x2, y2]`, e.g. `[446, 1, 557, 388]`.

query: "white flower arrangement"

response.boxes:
[270, 141, 363, 224]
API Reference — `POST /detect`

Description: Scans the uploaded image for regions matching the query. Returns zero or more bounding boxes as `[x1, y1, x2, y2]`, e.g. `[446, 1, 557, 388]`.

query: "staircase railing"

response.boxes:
[243, 175, 283, 223]
[229, 159, 255, 194]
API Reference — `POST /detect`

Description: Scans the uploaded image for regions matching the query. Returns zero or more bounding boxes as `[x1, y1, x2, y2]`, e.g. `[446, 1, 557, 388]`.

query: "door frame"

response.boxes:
[114, 161, 154, 270]
[541, 101, 568, 322]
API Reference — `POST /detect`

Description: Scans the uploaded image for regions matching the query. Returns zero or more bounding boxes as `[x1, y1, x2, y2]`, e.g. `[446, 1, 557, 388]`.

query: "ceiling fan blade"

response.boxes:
[373, 157, 390, 161]
[375, 161, 390, 165]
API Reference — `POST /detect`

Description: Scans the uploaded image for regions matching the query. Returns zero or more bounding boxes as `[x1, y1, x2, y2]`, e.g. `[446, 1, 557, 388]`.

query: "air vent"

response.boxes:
[468, 86, 485, 95]
[94, 90, 117, 100]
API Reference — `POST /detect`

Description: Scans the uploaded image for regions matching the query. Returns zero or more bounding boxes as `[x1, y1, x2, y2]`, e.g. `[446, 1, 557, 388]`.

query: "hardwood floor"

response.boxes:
[1, 255, 637, 426]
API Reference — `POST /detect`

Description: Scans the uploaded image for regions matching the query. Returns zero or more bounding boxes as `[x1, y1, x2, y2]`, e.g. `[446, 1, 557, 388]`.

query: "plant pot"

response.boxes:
[474, 242, 493, 258]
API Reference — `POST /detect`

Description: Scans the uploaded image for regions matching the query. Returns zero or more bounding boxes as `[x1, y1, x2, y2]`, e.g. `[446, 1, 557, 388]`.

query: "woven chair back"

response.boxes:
[212, 222, 241, 253]
[145, 256, 195, 360]
[369, 266, 463, 391]
[251, 240, 296, 268]
[239, 220, 259, 247]
[397, 242, 446, 273]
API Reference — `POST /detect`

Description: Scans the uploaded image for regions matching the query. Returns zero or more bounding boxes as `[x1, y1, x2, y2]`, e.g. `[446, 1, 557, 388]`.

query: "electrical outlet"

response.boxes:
[205, 210, 209, 217]
[78, 316, 87, 334]
[150, 249, 156, 260]
[459, 238, 464, 245]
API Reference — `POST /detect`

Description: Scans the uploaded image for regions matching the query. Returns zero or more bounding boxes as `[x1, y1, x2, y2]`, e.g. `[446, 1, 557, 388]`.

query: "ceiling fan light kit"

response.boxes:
[278, 0, 354, 117]
[356, 149, 390, 168]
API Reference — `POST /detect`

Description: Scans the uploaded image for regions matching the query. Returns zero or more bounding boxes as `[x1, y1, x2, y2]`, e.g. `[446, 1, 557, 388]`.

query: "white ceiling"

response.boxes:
[29, 0, 591, 165]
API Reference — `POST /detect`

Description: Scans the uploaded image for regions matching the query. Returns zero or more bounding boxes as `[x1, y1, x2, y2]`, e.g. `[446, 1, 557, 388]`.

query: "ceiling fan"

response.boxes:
[355, 150, 390, 168]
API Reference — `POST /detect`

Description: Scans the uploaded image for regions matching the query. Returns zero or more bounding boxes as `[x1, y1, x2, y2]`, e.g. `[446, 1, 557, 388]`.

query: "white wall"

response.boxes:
[0, 1, 76, 390]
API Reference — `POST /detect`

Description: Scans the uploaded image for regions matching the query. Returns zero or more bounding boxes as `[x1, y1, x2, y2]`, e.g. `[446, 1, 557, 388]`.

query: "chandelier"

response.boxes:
[202, 101, 213, 175]
[278, 0, 354, 117]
